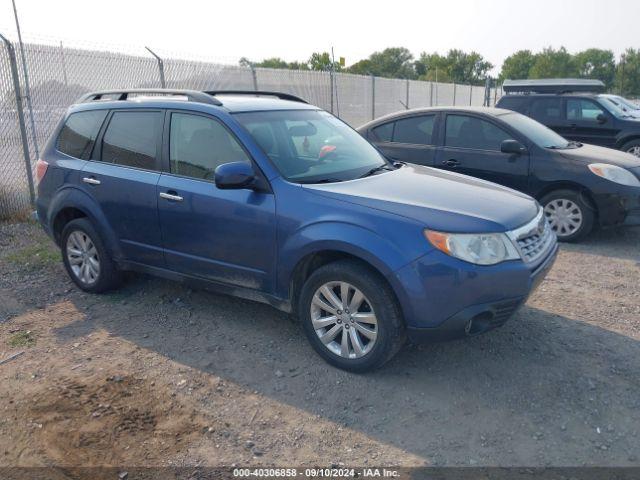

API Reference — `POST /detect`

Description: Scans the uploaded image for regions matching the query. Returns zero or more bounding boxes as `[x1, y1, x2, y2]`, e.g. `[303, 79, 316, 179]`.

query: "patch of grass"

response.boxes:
[5, 241, 59, 268]
[7, 330, 36, 348]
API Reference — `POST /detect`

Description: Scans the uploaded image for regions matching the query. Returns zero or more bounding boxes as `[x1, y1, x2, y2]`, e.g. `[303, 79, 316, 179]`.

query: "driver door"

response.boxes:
[157, 110, 276, 292]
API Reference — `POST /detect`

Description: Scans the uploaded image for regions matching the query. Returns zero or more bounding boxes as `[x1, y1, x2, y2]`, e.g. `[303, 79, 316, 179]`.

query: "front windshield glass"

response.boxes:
[498, 112, 573, 149]
[234, 110, 388, 183]
[599, 96, 636, 118]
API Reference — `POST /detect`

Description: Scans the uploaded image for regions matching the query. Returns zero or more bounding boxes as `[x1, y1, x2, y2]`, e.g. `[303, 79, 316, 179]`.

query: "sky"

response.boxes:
[1, 0, 638, 74]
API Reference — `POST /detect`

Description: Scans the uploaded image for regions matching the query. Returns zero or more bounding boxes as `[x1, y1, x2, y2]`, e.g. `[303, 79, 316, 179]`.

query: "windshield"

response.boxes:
[498, 112, 574, 149]
[234, 110, 388, 183]
[599, 96, 637, 118]
[602, 95, 639, 115]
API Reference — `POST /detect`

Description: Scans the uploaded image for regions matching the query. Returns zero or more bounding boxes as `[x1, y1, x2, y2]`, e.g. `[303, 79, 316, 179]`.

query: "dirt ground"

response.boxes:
[0, 220, 639, 469]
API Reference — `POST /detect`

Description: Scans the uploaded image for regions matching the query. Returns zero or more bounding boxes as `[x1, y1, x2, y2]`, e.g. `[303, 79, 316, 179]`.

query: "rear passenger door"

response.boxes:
[528, 97, 569, 136]
[82, 109, 165, 267]
[368, 114, 438, 166]
[157, 111, 276, 292]
[436, 113, 530, 192]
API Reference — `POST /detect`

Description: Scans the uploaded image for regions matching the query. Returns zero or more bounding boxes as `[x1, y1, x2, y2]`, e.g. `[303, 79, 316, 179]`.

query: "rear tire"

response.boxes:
[61, 218, 121, 293]
[540, 189, 595, 242]
[298, 260, 405, 372]
[620, 139, 640, 157]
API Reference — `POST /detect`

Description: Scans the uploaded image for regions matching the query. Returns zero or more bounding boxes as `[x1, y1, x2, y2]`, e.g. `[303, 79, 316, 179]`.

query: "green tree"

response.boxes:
[347, 47, 417, 79]
[499, 50, 536, 81]
[574, 48, 616, 88]
[308, 52, 341, 72]
[616, 48, 640, 97]
[416, 50, 492, 85]
[529, 47, 578, 78]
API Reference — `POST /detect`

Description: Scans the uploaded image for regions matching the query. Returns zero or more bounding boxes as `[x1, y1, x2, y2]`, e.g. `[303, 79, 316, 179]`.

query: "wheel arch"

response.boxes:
[534, 182, 598, 219]
[616, 135, 640, 151]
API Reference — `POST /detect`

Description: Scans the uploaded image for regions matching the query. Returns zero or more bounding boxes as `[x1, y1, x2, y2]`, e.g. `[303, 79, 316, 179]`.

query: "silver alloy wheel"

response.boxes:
[66, 230, 100, 285]
[544, 199, 583, 238]
[310, 281, 378, 359]
[626, 145, 640, 157]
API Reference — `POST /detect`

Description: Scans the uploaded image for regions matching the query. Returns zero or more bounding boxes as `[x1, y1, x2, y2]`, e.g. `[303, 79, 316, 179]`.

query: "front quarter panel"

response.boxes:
[272, 178, 429, 301]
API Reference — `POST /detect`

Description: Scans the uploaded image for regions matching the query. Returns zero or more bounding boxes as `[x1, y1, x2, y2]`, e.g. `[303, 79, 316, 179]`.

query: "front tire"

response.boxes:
[61, 218, 121, 293]
[540, 189, 595, 242]
[620, 139, 640, 157]
[298, 260, 405, 372]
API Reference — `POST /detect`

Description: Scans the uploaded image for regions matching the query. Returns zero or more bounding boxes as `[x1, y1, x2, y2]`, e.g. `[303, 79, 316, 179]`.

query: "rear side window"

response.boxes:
[169, 112, 250, 180]
[445, 114, 511, 151]
[497, 96, 529, 113]
[530, 98, 562, 122]
[101, 111, 162, 169]
[393, 115, 435, 145]
[57, 110, 108, 159]
[372, 122, 394, 142]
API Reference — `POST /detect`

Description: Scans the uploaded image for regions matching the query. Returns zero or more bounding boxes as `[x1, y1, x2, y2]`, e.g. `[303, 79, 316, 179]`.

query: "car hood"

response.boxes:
[556, 143, 640, 169]
[302, 164, 539, 233]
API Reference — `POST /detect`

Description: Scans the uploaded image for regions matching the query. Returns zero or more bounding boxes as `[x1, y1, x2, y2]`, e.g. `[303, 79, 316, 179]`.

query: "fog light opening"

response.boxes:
[467, 311, 494, 336]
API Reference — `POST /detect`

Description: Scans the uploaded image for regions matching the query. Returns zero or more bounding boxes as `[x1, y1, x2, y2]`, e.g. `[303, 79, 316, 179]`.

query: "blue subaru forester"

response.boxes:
[35, 89, 558, 371]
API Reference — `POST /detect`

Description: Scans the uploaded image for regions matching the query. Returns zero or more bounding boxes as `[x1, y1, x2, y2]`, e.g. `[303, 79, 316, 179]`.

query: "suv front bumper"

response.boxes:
[390, 241, 558, 343]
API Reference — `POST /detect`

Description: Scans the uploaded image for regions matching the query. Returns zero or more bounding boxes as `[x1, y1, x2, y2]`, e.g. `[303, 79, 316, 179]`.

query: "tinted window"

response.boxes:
[530, 98, 562, 122]
[101, 111, 161, 169]
[170, 113, 250, 180]
[57, 110, 108, 159]
[393, 115, 435, 145]
[372, 122, 394, 142]
[497, 96, 529, 113]
[445, 115, 511, 151]
[566, 99, 605, 121]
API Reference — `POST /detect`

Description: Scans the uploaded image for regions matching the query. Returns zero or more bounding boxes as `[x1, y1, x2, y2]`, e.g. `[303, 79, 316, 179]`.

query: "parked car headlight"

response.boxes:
[588, 163, 640, 187]
[424, 230, 521, 265]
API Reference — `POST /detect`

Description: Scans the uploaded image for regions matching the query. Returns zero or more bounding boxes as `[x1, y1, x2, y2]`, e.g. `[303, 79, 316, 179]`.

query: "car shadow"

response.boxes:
[52, 275, 640, 466]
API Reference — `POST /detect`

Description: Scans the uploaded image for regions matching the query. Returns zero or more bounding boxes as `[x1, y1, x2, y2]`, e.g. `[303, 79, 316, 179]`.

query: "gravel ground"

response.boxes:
[0, 220, 639, 468]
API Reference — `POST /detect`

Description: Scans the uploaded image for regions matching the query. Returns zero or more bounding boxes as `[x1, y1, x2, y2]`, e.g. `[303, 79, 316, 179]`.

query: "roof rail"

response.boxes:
[205, 90, 308, 104]
[77, 89, 223, 106]
[502, 78, 605, 95]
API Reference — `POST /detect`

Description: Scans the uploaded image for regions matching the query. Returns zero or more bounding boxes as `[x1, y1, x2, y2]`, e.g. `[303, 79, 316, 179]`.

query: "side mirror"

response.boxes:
[596, 113, 608, 124]
[500, 139, 526, 155]
[214, 162, 255, 190]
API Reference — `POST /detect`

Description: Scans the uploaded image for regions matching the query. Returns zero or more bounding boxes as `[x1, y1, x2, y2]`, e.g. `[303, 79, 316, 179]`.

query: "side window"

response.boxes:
[530, 98, 562, 122]
[57, 110, 108, 159]
[445, 114, 511, 151]
[169, 113, 251, 181]
[567, 99, 605, 122]
[101, 111, 161, 169]
[497, 96, 529, 113]
[392, 115, 436, 145]
[372, 122, 394, 142]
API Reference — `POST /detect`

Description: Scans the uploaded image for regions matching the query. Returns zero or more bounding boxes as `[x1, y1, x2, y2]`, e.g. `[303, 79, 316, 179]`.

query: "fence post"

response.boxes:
[329, 70, 334, 114]
[145, 46, 166, 88]
[0, 32, 35, 207]
[469, 83, 473, 105]
[371, 74, 375, 120]
[250, 65, 258, 91]
[405, 79, 410, 109]
[453, 83, 457, 105]
[59, 41, 68, 87]
[429, 82, 433, 106]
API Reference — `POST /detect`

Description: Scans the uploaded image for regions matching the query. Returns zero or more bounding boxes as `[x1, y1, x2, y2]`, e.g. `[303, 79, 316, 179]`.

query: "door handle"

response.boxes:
[82, 176, 101, 185]
[442, 159, 460, 167]
[159, 191, 183, 202]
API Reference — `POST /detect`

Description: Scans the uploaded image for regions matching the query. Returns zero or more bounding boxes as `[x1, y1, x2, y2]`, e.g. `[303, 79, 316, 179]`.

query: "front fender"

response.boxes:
[276, 220, 415, 300]
[46, 186, 123, 260]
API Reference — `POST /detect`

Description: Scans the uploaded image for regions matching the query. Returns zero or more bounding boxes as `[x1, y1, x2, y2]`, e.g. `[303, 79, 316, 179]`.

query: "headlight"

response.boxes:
[424, 230, 520, 265]
[588, 163, 640, 187]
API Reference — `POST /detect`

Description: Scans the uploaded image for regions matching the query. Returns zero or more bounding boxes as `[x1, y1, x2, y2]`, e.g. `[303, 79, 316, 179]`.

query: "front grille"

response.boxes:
[507, 209, 556, 265]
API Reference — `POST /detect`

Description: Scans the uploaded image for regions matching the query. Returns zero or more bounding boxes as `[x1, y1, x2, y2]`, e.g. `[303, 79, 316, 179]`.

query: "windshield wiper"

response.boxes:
[359, 164, 394, 179]
[298, 178, 344, 184]
[567, 140, 583, 148]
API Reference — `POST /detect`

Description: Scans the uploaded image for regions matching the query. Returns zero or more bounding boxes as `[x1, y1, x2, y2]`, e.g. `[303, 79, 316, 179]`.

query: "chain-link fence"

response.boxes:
[0, 36, 500, 219]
